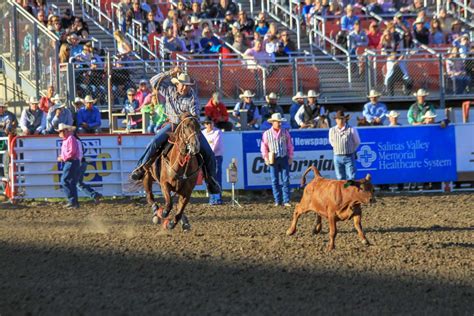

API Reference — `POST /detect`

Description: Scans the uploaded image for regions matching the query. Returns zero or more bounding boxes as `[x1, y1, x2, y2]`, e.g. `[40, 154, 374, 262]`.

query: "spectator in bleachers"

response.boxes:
[301, 0, 314, 23]
[400, 0, 424, 13]
[392, 12, 410, 35]
[232, 32, 247, 53]
[264, 33, 279, 55]
[122, 88, 141, 129]
[295, 90, 328, 128]
[182, 25, 202, 53]
[71, 17, 89, 41]
[46, 100, 73, 134]
[429, 18, 446, 45]
[21, 0, 34, 16]
[261, 92, 284, 122]
[256, 19, 269, 36]
[150, 4, 165, 23]
[200, 27, 221, 54]
[363, 89, 387, 125]
[340, 5, 359, 32]
[447, 20, 464, 44]
[77, 95, 101, 134]
[116, 0, 131, 33]
[327, 1, 343, 16]
[446, 46, 471, 94]
[201, 0, 213, 17]
[162, 26, 185, 52]
[141, 92, 167, 133]
[366, 0, 384, 14]
[143, 10, 162, 36]
[140, 0, 152, 13]
[0, 100, 18, 137]
[367, 22, 382, 49]
[280, 31, 296, 54]
[69, 97, 83, 126]
[233, 90, 261, 129]
[384, 51, 412, 96]
[204, 93, 233, 131]
[51, 15, 64, 38]
[457, 34, 470, 58]
[413, 18, 429, 45]
[388, 110, 401, 126]
[274, 42, 289, 62]
[221, 10, 236, 34]
[59, 43, 71, 64]
[189, 16, 203, 41]
[237, 10, 254, 34]
[60, 8, 74, 30]
[37, 9, 47, 26]
[244, 39, 273, 66]
[113, 30, 133, 59]
[264, 23, 279, 41]
[126, 0, 146, 34]
[191, 2, 206, 19]
[202, 117, 224, 205]
[135, 79, 151, 106]
[39, 86, 55, 113]
[35, 0, 51, 17]
[436, 9, 453, 32]
[75, 42, 94, 63]
[414, 10, 431, 30]
[290, 92, 306, 129]
[407, 89, 436, 125]
[210, 0, 238, 18]
[66, 33, 82, 57]
[348, 20, 368, 55]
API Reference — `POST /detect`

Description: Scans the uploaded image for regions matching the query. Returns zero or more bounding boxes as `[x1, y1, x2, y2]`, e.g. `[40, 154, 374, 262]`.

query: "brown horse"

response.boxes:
[143, 112, 202, 231]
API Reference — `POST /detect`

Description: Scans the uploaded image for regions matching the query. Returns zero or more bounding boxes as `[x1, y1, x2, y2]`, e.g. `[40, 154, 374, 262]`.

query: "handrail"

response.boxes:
[264, 0, 301, 50]
[81, 0, 114, 35]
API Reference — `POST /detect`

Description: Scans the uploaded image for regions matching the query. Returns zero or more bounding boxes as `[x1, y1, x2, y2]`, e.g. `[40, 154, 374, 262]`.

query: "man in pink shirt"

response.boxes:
[202, 118, 224, 205]
[260, 113, 294, 207]
[57, 123, 81, 209]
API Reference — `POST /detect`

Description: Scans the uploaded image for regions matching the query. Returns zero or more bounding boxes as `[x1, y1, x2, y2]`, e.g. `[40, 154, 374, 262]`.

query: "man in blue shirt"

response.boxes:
[363, 90, 387, 125]
[340, 4, 359, 32]
[77, 95, 101, 134]
[46, 100, 73, 134]
[233, 90, 261, 130]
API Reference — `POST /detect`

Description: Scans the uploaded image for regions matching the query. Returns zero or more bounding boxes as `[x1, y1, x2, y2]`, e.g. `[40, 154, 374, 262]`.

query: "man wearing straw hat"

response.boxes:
[407, 88, 436, 125]
[329, 110, 360, 181]
[19, 96, 46, 135]
[57, 123, 81, 209]
[294, 90, 327, 128]
[77, 95, 101, 134]
[387, 110, 402, 126]
[260, 113, 294, 207]
[130, 67, 221, 195]
[46, 96, 73, 134]
[363, 89, 387, 125]
[261, 92, 284, 122]
[289, 91, 306, 129]
[0, 99, 18, 137]
[233, 90, 261, 130]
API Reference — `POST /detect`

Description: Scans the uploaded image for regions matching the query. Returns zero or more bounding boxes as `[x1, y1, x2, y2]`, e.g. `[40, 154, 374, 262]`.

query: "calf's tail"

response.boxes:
[300, 166, 322, 187]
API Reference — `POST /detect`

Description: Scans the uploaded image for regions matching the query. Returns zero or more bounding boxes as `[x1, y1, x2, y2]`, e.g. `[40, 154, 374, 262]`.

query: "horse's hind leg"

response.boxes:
[168, 194, 191, 231]
[161, 183, 173, 219]
[143, 173, 154, 205]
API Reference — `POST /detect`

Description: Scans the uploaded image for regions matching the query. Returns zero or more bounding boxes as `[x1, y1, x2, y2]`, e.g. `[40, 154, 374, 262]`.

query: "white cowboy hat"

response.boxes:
[57, 123, 76, 132]
[74, 97, 84, 103]
[184, 25, 193, 32]
[367, 89, 381, 98]
[0, 99, 7, 107]
[83, 95, 96, 103]
[230, 21, 241, 29]
[422, 110, 437, 119]
[267, 113, 287, 123]
[307, 90, 320, 98]
[171, 73, 195, 86]
[414, 17, 424, 25]
[239, 90, 255, 99]
[414, 88, 429, 97]
[190, 16, 202, 24]
[292, 91, 307, 102]
[387, 110, 400, 118]
[51, 94, 64, 102]
[265, 92, 279, 102]
[28, 96, 40, 104]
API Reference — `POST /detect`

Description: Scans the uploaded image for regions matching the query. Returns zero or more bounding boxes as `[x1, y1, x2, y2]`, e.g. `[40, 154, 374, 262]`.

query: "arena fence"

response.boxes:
[2, 124, 473, 202]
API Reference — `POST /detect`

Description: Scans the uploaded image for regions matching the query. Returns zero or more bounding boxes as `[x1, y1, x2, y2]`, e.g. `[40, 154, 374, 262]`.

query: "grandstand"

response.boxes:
[0, 0, 473, 132]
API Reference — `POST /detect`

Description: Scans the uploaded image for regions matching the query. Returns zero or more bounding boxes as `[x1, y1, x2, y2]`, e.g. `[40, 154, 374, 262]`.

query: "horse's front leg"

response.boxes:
[143, 172, 155, 205]
[160, 182, 173, 219]
[170, 194, 191, 231]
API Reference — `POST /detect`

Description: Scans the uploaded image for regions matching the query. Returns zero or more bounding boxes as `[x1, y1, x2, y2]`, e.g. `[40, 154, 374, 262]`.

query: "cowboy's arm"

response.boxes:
[362, 103, 375, 122]
[38, 112, 46, 133]
[149, 70, 174, 97]
[378, 103, 388, 123]
[295, 106, 304, 126]
[89, 108, 101, 128]
[407, 104, 416, 125]
[260, 131, 269, 160]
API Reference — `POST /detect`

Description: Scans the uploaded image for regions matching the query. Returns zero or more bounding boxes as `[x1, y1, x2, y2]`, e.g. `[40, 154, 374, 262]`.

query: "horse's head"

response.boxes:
[171, 112, 201, 156]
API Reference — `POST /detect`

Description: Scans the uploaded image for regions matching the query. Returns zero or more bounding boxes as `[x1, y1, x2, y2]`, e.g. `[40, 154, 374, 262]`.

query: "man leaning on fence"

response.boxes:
[20, 96, 46, 135]
[77, 95, 101, 134]
[0, 100, 18, 137]
[363, 89, 387, 125]
[129, 67, 221, 195]
[46, 97, 73, 134]
[407, 89, 436, 125]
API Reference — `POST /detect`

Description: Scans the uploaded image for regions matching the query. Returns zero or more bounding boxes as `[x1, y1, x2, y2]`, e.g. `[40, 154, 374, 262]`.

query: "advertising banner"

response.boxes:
[454, 124, 474, 181]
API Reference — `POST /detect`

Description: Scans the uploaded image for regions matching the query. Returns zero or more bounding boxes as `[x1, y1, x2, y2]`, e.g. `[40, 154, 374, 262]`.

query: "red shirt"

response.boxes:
[367, 31, 382, 49]
[39, 96, 52, 113]
[204, 98, 229, 123]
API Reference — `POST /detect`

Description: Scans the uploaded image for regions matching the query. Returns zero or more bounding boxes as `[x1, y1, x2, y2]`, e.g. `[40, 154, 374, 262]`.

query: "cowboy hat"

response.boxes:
[171, 73, 195, 86]
[387, 110, 400, 118]
[0, 99, 7, 107]
[421, 110, 437, 119]
[190, 16, 202, 24]
[367, 89, 382, 98]
[265, 92, 279, 102]
[54, 101, 66, 109]
[28, 96, 40, 104]
[239, 90, 255, 99]
[184, 25, 193, 32]
[51, 94, 64, 102]
[307, 90, 319, 98]
[57, 123, 76, 132]
[83, 95, 96, 103]
[74, 97, 84, 103]
[230, 21, 241, 29]
[414, 17, 424, 25]
[333, 110, 350, 120]
[292, 91, 307, 102]
[414, 88, 429, 97]
[267, 113, 287, 123]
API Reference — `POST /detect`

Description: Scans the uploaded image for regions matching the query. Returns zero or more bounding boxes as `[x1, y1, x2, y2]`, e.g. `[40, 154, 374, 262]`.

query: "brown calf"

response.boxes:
[287, 166, 376, 251]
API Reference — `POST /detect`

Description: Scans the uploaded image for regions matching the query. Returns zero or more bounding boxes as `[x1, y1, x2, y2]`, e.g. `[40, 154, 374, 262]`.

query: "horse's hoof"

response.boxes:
[181, 222, 191, 232]
[151, 203, 159, 214]
[361, 239, 370, 246]
[286, 228, 295, 236]
[156, 207, 169, 219]
[162, 219, 175, 230]
[152, 215, 161, 225]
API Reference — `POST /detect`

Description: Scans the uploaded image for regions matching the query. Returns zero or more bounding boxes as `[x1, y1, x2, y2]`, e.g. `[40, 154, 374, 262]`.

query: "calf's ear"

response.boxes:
[365, 174, 372, 182]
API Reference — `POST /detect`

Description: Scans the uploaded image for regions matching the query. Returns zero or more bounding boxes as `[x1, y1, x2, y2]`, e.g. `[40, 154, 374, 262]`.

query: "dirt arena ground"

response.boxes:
[0, 192, 472, 315]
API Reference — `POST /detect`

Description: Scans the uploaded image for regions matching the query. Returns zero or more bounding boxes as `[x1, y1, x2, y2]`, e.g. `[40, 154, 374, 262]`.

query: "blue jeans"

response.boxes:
[209, 156, 223, 204]
[61, 160, 80, 206]
[269, 156, 290, 204]
[77, 160, 100, 199]
[136, 123, 217, 180]
[334, 154, 356, 180]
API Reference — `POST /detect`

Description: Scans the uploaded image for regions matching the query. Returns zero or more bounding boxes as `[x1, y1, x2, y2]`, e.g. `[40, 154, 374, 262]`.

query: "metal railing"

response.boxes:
[263, 0, 302, 50]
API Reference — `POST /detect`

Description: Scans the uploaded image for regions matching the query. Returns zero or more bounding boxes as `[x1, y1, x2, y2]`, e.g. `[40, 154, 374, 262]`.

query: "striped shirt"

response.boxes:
[329, 124, 360, 155]
[149, 71, 199, 124]
[261, 128, 294, 159]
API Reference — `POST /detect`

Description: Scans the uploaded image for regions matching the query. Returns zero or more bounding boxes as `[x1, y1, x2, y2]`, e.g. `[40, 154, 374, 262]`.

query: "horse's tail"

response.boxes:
[300, 166, 322, 187]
